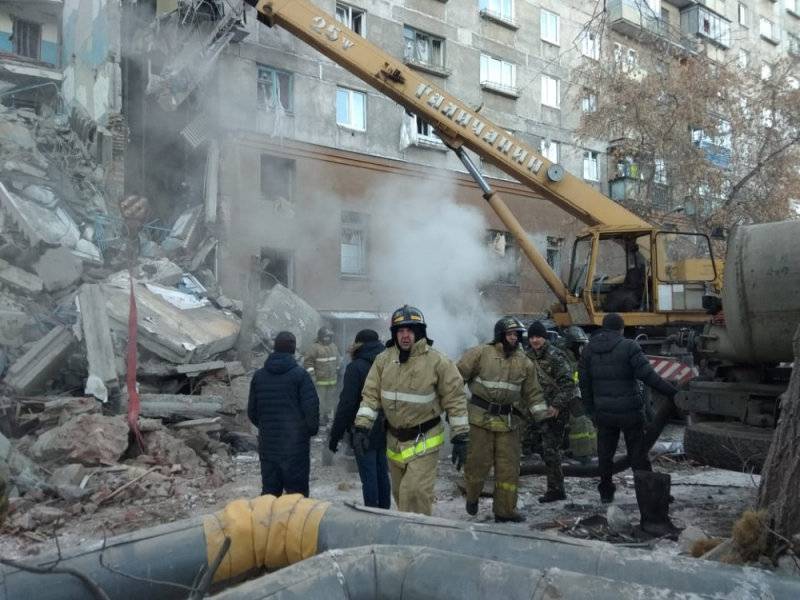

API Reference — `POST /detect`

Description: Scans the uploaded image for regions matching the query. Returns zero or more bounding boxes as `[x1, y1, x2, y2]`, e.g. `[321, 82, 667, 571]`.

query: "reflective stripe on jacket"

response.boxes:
[303, 342, 340, 385]
[457, 343, 543, 432]
[355, 338, 468, 463]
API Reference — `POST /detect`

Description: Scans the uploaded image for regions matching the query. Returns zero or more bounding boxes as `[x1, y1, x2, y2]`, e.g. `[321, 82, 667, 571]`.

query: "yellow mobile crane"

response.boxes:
[243, 0, 720, 332]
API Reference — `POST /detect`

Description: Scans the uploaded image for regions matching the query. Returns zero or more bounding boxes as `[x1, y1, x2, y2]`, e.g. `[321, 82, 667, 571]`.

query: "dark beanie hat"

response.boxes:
[528, 321, 548, 339]
[602, 312, 625, 331]
[355, 329, 379, 344]
[274, 331, 296, 354]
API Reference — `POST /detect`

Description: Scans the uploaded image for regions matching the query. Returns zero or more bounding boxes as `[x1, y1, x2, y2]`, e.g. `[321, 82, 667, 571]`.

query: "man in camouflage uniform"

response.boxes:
[458, 317, 543, 523]
[352, 305, 469, 516]
[558, 326, 597, 462]
[526, 321, 576, 503]
[304, 327, 341, 426]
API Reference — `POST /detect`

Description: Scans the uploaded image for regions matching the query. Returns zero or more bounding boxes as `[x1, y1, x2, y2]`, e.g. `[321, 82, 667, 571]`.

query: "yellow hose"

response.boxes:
[203, 494, 331, 583]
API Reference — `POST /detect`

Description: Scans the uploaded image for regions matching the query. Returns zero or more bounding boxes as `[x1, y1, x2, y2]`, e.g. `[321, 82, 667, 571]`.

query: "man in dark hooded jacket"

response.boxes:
[248, 331, 319, 497]
[328, 329, 390, 509]
[578, 313, 677, 504]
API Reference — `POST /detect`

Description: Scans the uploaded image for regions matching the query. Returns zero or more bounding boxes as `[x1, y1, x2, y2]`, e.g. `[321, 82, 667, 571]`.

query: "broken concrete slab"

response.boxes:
[49, 463, 87, 488]
[0, 293, 35, 348]
[137, 258, 183, 286]
[171, 417, 222, 433]
[35, 247, 84, 291]
[135, 394, 225, 421]
[4, 326, 76, 394]
[22, 184, 59, 208]
[31, 414, 129, 466]
[0, 120, 36, 151]
[3, 160, 46, 179]
[72, 239, 103, 265]
[0, 182, 80, 248]
[0, 431, 50, 494]
[161, 205, 203, 253]
[255, 283, 322, 354]
[175, 360, 225, 375]
[77, 284, 119, 401]
[0, 258, 44, 294]
[141, 429, 205, 474]
[102, 280, 240, 364]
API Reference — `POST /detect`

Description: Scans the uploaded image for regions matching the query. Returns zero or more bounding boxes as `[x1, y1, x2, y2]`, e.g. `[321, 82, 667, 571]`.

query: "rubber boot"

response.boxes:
[633, 470, 681, 537]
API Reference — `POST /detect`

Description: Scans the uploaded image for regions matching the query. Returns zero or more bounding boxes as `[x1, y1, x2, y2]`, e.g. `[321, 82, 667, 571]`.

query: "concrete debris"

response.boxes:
[0, 431, 50, 494]
[0, 120, 36, 151]
[175, 360, 225, 375]
[21, 184, 59, 208]
[141, 429, 205, 474]
[0, 259, 44, 294]
[72, 238, 103, 265]
[0, 182, 80, 248]
[0, 293, 34, 348]
[161, 205, 203, 254]
[605, 505, 633, 535]
[138, 258, 184, 286]
[3, 160, 47, 180]
[77, 284, 119, 401]
[4, 326, 76, 395]
[34, 247, 84, 291]
[256, 283, 323, 354]
[136, 394, 225, 421]
[31, 414, 129, 466]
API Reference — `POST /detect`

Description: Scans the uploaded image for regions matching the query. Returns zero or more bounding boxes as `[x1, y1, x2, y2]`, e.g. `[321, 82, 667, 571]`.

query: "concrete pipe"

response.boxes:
[2, 494, 798, 599]
[719, 220, 800, 364]
[210, 545, 720, 600]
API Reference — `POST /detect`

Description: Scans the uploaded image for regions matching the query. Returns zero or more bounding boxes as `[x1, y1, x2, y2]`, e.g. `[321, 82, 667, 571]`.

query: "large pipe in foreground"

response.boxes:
[2, 495, 797, 599]
[210, 545, 719, 600]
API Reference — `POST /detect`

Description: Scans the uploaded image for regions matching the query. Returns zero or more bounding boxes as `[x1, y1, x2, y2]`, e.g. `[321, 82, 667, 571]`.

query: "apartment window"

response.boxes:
[737, 48, 749, 69]
[540, 10, 560, 45]
[12, 19, 41, 61]
[257, 66, 292, 112]
[479, 0, 514, 24]
[406, 111, 441, 145]
[581, 31, 599, 60]
[738, 2, 748, 26]
[403, 26, 445, 68]
[341, 210, 368, 276]
[336, 87, 366, 131]
[541, 74, 560, 109]
[761, 108, 774, 128]
[540, 139, 559, 163]
[581, 90, 597, 113]
[654, 158, 667, 185]
[627, 49, 638, 70]
[260, 155, 295, 203]
[487, 230, 519, 285]
[789, 0, 800, 17]
[335, 3, 365, 36]
[760, 17, 779, 43]
[546, 237, 563, 272]
[700, 8, 731, 47]
[583, 151, 599, 181]
[789, 33, 800, 56]
[761, 62, 773, 80]
[480, 54, 517, 93]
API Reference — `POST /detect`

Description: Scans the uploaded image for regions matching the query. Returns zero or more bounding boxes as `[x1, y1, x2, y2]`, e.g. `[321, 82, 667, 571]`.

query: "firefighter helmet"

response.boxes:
[390, 305, 426, 330]
[494, 316, 525, 342]
[317, 327, 334, 342]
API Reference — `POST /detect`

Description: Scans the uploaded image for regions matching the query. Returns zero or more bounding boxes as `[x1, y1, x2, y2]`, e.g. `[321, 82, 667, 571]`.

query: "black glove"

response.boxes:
[352, 427, 371, 458]
[328, 436, 339, 454]
[451, 433, 469, 471]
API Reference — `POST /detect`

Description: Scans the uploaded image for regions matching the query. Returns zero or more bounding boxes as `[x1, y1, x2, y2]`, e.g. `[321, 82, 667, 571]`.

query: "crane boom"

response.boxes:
[245, 0, 650, 231]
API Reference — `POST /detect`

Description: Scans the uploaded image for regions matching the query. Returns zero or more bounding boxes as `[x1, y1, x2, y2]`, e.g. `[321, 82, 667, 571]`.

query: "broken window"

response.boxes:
[12, 18, 41, 61]
[336, 87, 366, 131]
[546, 236, 563, 273]
[341, 210, 368, 276]
[540, 139, 559, 163]
[403, 26, 445, 68]
[260, 247, 293, 289]
[335, 2, 365, 36]
[487, 230, 519, 285]
[257, 65, 293, 112]
[260, 154, 295, 203]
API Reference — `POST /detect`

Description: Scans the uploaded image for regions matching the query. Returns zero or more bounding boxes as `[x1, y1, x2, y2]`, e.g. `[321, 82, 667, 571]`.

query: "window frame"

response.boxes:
[336, 87, 367, 131]
[403, 25, 446, 69]
[738, 2, 748, 27]
[12, 18, 42, 61]
[260, 154, 296, 204]
[581, 30, 599, 60]
[340, 210, 369, 277]
[540, 9, 560, 46]
[479, 53, 518, 95]
[540, 139, 559, 163]
[583, 150, 599, 182]
[540, 74, 561, 109]
[582, 90, 598, 113]
[257, 65, 293, 112]
[737, 48, 750, 69]
[759, 17, 779, 44]
[479, 0, 515, 25]
[486, 229, 520, 286]
[334, 2, 366, 37]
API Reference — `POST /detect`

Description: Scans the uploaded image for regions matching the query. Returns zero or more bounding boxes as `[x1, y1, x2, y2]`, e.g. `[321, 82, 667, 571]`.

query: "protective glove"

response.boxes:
[450, 433, 469, 471]
[328, 436, 339, 454]
[352, 426, 371, 458]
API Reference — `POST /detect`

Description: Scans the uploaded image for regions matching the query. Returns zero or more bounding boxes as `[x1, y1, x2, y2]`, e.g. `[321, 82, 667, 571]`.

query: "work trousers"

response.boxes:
[259, 452, 310, 497]
[463, 425, 521, 518]
[539, 413, 568, 494]
[316, 384, 338, 426]
[388, 450, 439, 515]
[596, 412, 651, 497]
[356, 448, 391, 509]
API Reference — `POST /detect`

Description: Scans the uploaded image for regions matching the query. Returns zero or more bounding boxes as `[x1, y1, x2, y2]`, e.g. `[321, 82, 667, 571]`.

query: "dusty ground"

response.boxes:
[0, 425, 757, 561]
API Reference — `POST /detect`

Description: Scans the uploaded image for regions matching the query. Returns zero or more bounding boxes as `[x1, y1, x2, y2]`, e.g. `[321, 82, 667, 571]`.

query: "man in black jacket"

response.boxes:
[328, 329, 390, 509]
[578, 313, 677, 504]
[248, 331, 319, 497]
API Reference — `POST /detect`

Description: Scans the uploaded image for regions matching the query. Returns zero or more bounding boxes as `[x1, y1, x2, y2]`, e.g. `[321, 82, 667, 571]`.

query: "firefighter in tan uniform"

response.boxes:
[304, 327, 341, 426]
[353, 305, 469, 516]
[458, 317, 543, 522]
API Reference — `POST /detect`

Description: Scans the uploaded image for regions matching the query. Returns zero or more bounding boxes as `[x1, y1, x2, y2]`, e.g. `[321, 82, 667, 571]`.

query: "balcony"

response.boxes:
[607, 0, 698, 54]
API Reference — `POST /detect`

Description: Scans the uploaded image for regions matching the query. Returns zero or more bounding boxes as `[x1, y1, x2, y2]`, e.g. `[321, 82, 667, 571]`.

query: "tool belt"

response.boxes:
[387, 416, 441, 442]
[470, 395, 524, 418]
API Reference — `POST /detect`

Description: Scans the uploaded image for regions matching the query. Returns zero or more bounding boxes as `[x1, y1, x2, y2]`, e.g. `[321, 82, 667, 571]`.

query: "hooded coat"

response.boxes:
[248, 352, 320, 458]
[330, 339, 386, 451]
[578, 329, 677, 419]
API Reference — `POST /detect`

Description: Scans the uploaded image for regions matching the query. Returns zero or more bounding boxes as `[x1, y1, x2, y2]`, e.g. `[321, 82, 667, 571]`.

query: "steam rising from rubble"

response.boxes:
[369, 184, 504, 358]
